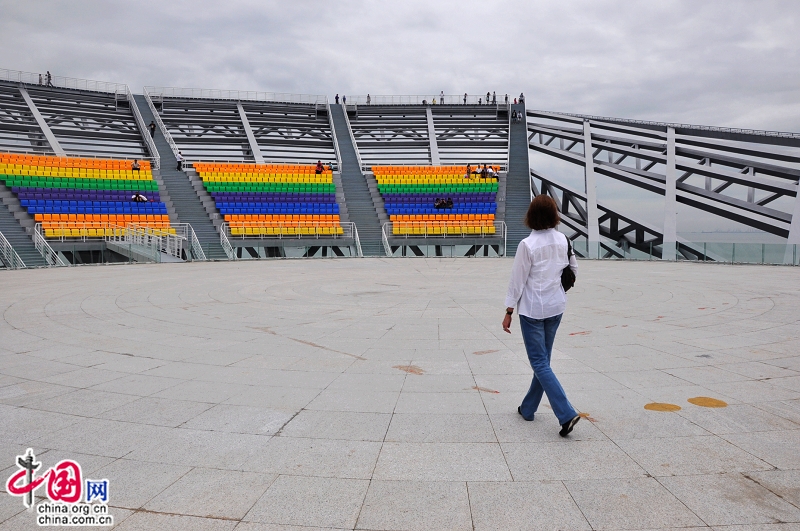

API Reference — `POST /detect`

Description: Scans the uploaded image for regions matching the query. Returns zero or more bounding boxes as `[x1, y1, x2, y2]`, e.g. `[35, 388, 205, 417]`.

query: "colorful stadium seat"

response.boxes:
[193, 162, 344, 237]
[0, 153, 173, 239]
[373, 165, 499, 236]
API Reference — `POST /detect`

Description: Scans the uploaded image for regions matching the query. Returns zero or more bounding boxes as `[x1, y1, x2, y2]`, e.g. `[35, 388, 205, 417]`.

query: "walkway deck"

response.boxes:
[0, 260, 798, 529]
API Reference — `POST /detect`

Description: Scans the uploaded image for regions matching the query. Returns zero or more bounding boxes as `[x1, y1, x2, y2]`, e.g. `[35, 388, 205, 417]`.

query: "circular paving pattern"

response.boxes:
[1, 259, 799, 529]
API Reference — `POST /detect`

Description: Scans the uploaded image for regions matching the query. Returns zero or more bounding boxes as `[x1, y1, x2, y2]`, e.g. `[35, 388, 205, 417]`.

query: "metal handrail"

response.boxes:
[383, 221, 507, 238]
[221, 221, 359, 241]
[128, 87, 160, 170]
[528, 108, 800, 140]
[352, 224, 363, 257]
[327, 101, 343, 172]
[346, 94, 510, 106]
[0, 68, 127, 95]
[144, 86, 327, 105]
[33, 224, 68, 266]
[341, 105, 364, 171]
[143, 88, 181, 158]
[219, 226, 236, 260]
[381, 223, 392, 257]
[184, 158, 336, 168]
[182, 224, 206, 261]
[0, 230, 25, 269]
[381, 221, 507, 256]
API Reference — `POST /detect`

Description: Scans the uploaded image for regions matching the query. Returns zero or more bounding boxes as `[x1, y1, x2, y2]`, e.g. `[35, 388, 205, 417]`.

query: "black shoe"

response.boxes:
[559, 415, 580, 437]
[517, 406, 533, 421]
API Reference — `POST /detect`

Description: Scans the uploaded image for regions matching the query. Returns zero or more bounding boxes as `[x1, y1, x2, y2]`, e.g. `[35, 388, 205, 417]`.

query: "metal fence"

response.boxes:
[144, 86, 327, 105]
[0, 68, 127, 96]
[0, 231, 25, 269]
[345, 94, 514, 106]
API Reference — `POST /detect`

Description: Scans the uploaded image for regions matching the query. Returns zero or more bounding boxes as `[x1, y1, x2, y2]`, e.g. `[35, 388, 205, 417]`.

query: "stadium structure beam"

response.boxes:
[237, 102, 264, 163]
[663, 127, 678, 260]
[425, 106, 440, 164]
[18, 86, 65, 156]
[526, 111, 799, 246]
[582, 120, 601, 258]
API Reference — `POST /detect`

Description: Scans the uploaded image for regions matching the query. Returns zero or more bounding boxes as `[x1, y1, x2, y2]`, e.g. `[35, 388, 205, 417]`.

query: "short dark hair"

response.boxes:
[524, 195, 560, 230]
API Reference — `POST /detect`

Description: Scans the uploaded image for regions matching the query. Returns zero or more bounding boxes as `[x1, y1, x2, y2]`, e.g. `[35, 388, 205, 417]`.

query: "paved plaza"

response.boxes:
[0, 258, 798, 530]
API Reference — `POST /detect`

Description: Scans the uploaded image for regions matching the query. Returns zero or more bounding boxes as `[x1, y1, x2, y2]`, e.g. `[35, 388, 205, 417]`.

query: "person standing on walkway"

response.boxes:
[366, 94, 371, 105]
[175, 151, 184, 171]
[486, 91, 490, 104]
[342, 95, 346, 105]
[492, 91, 497, 104]
[335, 94, 339, 104]
[148, 121, 156, 137]
[463, 93, 468, 105]
[503, 195, 580, 437]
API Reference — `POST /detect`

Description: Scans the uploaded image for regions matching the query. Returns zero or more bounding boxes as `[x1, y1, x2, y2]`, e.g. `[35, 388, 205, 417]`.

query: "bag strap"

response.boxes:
[564, 233, 573, 258]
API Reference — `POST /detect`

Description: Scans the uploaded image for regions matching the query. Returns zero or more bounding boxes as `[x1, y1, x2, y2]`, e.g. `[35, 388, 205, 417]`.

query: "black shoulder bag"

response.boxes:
[561, 236, 576, 292]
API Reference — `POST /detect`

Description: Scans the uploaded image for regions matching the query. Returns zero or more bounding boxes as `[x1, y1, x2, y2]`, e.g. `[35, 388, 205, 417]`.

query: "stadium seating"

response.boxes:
[193, 162, 344, 237]
[373, 165, 499, 236]
[0, 153, 173, 239]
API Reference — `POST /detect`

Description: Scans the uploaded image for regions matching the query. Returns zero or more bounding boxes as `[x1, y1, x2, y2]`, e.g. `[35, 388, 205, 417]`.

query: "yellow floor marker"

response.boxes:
[644, 403, 682, 412]
[688, 397, 728, 408]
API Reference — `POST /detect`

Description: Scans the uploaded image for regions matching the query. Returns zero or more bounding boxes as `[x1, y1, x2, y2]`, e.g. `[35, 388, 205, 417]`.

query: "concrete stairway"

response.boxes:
[0, 183, 46, 267]
[132, 95, 228, 260]
[505, 103, 532, 256]
[330, 104, 384, 256]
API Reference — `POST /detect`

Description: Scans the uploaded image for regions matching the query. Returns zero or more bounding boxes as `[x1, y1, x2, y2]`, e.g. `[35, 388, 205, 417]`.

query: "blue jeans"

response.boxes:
[519, 313, 577, 424]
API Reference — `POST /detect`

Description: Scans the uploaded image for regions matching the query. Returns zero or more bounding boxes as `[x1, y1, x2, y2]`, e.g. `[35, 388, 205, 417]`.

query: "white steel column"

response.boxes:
[785, 181, 800, 264]
[237, 102, 264, 163]
[19, 86, 66, 157]
[662, 127, 678, 260]
[425, 106, 440, 165]
[582, 120, 600, 258]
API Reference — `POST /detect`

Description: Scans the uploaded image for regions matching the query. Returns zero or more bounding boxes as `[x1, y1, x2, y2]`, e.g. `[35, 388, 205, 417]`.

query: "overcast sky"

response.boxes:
[2, 0, 799, 132]
[2, 0, 798, 236]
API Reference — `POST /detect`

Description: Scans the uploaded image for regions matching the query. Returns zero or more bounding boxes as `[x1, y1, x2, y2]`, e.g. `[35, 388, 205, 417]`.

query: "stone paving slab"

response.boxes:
[0, 258, 799, 530]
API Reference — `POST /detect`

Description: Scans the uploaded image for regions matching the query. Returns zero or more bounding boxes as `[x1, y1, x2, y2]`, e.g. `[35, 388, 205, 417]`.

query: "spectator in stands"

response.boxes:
[463, 93, 467, 105]
[487, 165, 496, 178]
[335, 94, 339, 104]
[148, 121, 156, 137]
[176, 152, 184, 171]
[434, 198, 443, 209]
[366, 94, 371, 105]
[481, 164, 488, 179]
[132, 160, 141, 171]
[315, 160, 324, 174]
[504, 194, 580, 437]
[445, 197, 453, 209]
[131, 193, 148, 202]
[464, 164, 472, 179]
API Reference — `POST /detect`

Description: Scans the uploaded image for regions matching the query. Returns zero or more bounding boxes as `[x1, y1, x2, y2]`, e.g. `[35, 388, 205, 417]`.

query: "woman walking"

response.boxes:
[503, 195, 580, 437]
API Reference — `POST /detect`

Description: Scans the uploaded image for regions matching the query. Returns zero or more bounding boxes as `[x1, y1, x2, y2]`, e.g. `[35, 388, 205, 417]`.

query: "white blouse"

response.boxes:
[505, 229, 578, 319]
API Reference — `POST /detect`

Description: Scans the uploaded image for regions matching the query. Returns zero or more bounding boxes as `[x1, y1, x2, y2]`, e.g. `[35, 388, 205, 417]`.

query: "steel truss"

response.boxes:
[531, 169, 709, 260]
[527, 111, 800, 250]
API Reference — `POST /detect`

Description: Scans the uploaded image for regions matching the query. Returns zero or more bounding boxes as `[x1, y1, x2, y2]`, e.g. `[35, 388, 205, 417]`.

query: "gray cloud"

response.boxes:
[2, 0, 798, 130]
